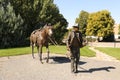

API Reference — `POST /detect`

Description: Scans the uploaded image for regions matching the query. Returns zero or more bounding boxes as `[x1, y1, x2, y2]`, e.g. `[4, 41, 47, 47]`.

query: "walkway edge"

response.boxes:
[89, 47, 119, 62]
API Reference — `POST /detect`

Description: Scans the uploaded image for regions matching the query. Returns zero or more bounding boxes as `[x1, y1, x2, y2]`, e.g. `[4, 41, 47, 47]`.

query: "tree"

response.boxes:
[75, 10, 89, 36]
[0, 1, 24, 48]
[0, 0, 68, 48]
[10, 0, 68, 44]
[86, 10, 115, 41]
[10, 0, 44, 37]
[53, 14, 68, 43]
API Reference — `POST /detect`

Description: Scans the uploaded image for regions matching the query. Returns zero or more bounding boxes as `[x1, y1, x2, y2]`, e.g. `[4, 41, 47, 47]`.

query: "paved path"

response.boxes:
[89, 47, 119, 62]
[0, 54, 120, 80]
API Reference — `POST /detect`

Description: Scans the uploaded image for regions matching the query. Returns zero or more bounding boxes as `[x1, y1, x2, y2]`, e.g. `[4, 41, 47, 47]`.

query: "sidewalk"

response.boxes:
[89, 47, 119, 62]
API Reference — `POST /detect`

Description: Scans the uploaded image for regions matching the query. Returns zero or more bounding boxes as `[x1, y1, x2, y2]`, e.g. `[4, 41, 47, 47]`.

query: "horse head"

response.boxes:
[43, 24, 53, 36]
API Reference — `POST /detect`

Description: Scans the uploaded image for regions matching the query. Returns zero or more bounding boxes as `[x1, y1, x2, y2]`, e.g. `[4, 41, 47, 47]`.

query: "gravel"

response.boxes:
[0, 54, 120, 80]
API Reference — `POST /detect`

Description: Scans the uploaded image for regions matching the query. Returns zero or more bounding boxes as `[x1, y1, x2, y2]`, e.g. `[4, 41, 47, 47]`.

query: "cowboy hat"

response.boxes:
[73, 23, 79, 28]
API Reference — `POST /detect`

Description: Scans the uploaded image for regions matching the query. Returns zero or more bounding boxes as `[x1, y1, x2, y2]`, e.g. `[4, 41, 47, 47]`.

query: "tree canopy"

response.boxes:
[0, 0, 68, 48]
[10, 0, 68, 37]
[86, 10, 115, 38]
[0, 1, 24, 48]
[75, 10, 89, 36]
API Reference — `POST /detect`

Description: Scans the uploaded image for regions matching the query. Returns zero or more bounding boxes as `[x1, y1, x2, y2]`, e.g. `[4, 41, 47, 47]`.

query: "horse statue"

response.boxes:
[30, 24, 53, 63]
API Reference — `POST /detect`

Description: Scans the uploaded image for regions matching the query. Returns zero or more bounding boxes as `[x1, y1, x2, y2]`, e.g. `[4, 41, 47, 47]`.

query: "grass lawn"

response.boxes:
[0, 45, 95, 57]
[0, 47, 32, 57]
[95, 47, 120, 60]
[81, 46, 96, 57]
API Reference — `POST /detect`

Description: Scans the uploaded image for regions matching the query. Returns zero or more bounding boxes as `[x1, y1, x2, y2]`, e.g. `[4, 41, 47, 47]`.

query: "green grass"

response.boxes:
[81, 46, 96, 57]
[0, 45, 95, 57]
[0, 47, 33, 57]
[50, 46, 96, 57]
[95, 47, 120, 60]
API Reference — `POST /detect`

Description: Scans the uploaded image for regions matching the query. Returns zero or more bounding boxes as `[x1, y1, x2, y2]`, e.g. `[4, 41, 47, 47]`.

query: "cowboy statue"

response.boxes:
[66, 23, 84, 73]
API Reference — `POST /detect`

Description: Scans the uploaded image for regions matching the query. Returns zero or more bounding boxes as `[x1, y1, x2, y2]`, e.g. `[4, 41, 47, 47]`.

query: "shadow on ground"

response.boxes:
[48, 56, 86, 65]
[48, 56, 70, 64]
[45, 56, 116, 74]
[78, 66, 116, 73]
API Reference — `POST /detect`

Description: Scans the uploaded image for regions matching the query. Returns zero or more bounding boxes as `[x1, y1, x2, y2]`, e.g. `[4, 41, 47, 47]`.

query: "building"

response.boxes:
[114, 24, 120, 40]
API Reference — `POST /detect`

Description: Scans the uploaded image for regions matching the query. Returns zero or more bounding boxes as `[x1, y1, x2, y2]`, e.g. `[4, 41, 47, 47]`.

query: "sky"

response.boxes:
[54, 0, 120, 27]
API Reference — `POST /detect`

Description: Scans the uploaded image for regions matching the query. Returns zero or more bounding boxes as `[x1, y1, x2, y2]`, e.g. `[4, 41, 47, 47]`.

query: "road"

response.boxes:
[0, 54, 120, 80]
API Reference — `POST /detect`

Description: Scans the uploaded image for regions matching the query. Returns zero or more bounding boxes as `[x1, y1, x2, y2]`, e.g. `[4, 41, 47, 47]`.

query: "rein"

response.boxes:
[38, 26, 59, 46]
[48, 37, 59, 46]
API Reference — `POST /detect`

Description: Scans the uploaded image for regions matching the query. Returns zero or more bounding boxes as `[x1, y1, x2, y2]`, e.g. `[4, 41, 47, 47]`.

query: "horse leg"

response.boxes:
[37, 46, 39, 57]
[38, 45, 43, 64]
[46, 46, 49, 63]
[31, 42, 35, 59]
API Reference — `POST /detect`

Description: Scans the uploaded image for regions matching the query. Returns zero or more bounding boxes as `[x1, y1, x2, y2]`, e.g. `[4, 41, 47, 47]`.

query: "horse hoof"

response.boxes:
[41, 62, 43, 64]
[46, 60, 49, 63]
[32, 56, 35, 59]
[40, 60, 43, 64]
